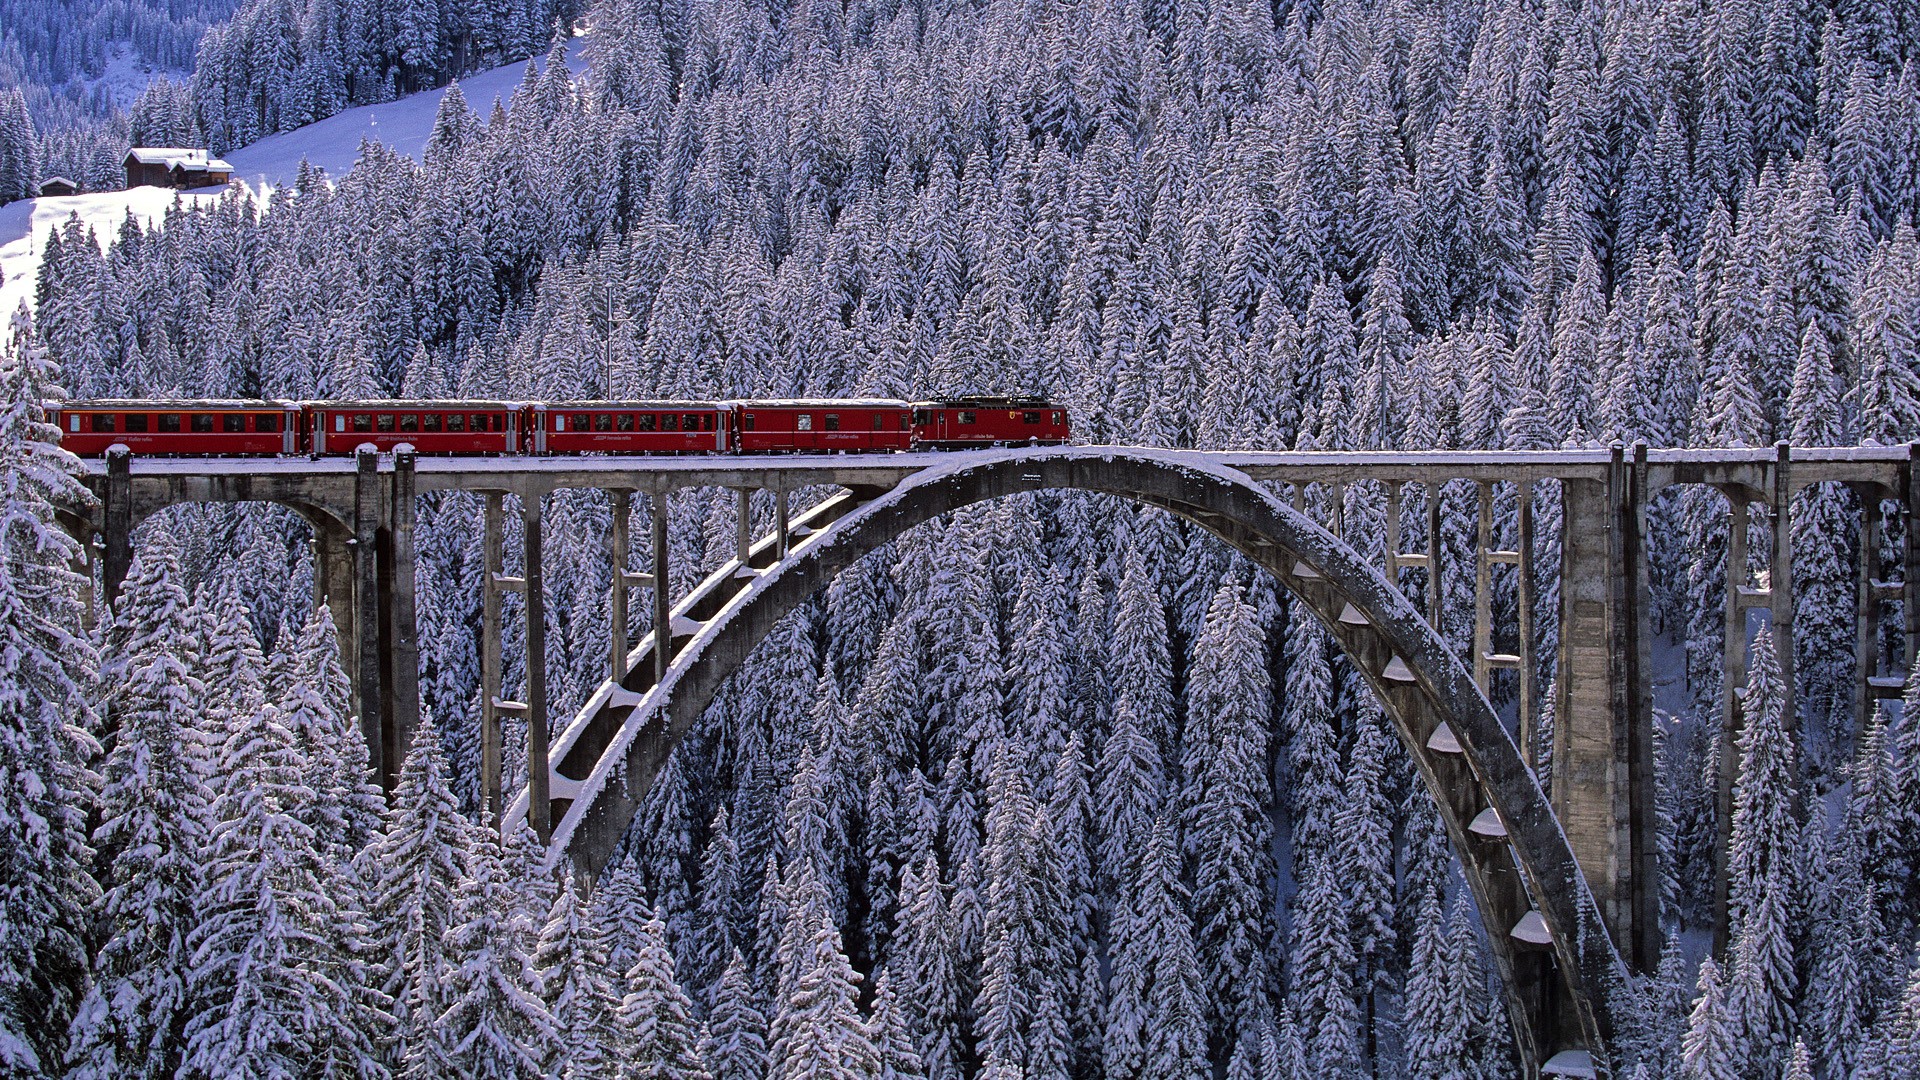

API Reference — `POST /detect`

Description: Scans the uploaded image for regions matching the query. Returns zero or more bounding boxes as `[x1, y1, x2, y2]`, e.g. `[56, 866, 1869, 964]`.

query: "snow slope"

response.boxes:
[0, 39, 590, 322]
[0, 187, 226, 323]
[222, 39, 588, 189]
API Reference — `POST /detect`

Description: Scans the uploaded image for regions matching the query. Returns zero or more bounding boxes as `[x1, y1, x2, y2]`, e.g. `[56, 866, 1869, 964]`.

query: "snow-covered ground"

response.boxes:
[0, 186, 227, 322]
[221, 39, 587, 190]
[2, 39, 591, 323]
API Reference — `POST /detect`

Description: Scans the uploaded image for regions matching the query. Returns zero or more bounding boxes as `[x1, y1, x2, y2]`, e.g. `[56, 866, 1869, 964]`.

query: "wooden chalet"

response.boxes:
[125, 148, 234, 190]
[37, 176, 77, 197]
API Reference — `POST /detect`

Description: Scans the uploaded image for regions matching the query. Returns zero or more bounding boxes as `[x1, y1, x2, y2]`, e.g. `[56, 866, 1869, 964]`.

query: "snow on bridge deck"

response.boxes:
[80, 443, 1912, 493]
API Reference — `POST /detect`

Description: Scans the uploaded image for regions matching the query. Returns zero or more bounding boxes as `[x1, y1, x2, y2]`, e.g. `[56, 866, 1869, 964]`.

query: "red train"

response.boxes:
[47, 397, 1071, 457]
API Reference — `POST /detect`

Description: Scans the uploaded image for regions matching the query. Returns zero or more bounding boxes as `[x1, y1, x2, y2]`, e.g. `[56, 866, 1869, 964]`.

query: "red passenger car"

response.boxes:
[733, 400, 912, 453]
[911, 397, 1070, 448]
[309, 401, 519, 454]
[532, 402, 729, 454]
[49, 400, 300, 456]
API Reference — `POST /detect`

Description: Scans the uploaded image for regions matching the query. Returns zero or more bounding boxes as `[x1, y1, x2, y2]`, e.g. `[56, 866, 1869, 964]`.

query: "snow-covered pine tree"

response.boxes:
[1679, 958, 1737, 1080]
[1723, 623, 1800, 1075]
[767, 877, 877, 1080]
[894, 855, 961, 1080]
[180, 699, 384, 1078]
[365, 716, 476, 1065]
[1287, 856, 1363, 1078]
[700, 949, 768, 1080]
[537, 875, 625, 1078]
[1182, 580, 1275, 1044]
[0, 319, 97, 1076]
[430, 828, 561, 1078]
[65, 551, 208, 1080]
[616, 900, 709, 1080]
[868, 968, 929, 1080]
[279, 604, 386, 857]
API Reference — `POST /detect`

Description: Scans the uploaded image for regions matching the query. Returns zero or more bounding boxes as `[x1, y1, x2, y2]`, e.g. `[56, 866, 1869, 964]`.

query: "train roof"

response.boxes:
[913, 395, 1056, 408]
[541, 400, 732, 410]
[728, 398, 911, 408]
[57, 399, 296, 409]
[310, 400, 523, 410]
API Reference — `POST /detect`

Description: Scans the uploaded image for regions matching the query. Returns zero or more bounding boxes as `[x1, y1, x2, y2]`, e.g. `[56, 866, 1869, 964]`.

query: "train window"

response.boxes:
[191, 414, 214, 433]
[594, 413, 613, 432]
[1023, 411, 1041, 424]
[824, 414, 840, 431]
[95, 414, 116, 432]
[373, 414, 393, 433]
[221, 414, 245, 433]
[470, 414, 490, 432]
[67, 415, 80, 432]
[742, 413, 756, 431]
[125, 414, 148, 433]
[158, 414, 181, 433]
[258, 414, 278, 433]
[566, 414, 585, 432]
[399, 414, 419, 433]
[683, 414, 701, 431]
[959, 411, 975, 425]
[1052, 412, 1062, 425]
[873, 414, 884, 430]
[663, 413, 679, 432]
[913, 409, 929, 425]
[701, 414, 715, 431]
[639, 414, 656, 431]
[352, 414, 372, 433]
[797, 414, 813, 431]
[447, 413, 466, 432]
[423, 414, 442, 433]
[615, 413, 633, 432]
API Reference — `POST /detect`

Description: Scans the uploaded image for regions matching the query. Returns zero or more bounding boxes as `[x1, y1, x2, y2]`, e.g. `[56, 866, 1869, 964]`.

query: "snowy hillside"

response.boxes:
[0, 186, 224, 320]
[221, 38, 588, 190]
[0, 38, 587, 321]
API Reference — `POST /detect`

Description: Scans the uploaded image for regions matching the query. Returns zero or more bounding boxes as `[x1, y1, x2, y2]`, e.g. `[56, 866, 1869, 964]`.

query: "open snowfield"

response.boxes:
[1, 38, 588, 324]
[221, 38, 587, 190]
[0, 187, 226, 323]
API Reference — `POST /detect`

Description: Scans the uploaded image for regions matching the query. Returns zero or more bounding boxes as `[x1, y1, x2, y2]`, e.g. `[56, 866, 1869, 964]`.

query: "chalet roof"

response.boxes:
[39, 175, 75, 188]
[126, 147, 234, 171]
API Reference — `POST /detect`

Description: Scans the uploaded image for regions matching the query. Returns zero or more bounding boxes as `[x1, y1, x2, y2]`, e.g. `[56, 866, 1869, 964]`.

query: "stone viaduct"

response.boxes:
[74, 443, 1918, 1079]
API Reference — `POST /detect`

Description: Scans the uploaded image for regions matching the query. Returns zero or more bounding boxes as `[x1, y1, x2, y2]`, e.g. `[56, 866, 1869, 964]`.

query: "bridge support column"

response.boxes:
[524, 491, 551, 843]
[611, 491, 631, 683]
[480, 493, 507, 826]
[383, 449, 420, 790]
[353, 448, 385, 786]
[653, 490, 672, 681]
[1553, 445, 1659, 973]
[103, 446, 132, 604]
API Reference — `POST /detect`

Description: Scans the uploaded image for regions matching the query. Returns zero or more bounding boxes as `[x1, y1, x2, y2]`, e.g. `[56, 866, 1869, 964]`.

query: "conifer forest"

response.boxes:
[5, 0, 1920, 1077]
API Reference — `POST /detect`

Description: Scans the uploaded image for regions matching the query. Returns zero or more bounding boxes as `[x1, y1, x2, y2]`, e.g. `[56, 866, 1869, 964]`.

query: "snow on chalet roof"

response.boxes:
[126, 147, 234, 171]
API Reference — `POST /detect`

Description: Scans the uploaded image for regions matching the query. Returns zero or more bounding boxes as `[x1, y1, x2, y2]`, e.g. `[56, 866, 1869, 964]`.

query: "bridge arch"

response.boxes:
[533, 449, 1625, 1075]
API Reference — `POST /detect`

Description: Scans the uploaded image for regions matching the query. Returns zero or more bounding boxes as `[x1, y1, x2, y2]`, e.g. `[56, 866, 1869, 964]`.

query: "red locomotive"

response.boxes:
[46, 396, 1070, 457]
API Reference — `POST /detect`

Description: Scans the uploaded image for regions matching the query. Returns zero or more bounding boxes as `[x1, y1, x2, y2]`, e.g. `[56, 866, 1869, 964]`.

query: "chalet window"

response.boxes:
[958, 411, 976, 425]
[376, 414, 395, 433]
[124, 414, 148, 433]
[94, 414, 115, 432]
[257, 414, 278, 432]
[1023, 412, 1041, 424]
[594, 413, 613, 432]
[399, 414, 419, 433]
[615, 413, 633, 431]
[351, 414, 372, 433]
[639, 414, 656, 431]
[662, 413, 679, 431]
[191, 414, 214, 433]
[221, 414, 245, 433]
[423, 414, 442, 432]
[158, 414, 181, 433]
[446, 414, 466, 432]
[824, 414, 840, 431]
[797, 414, 813, 431]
